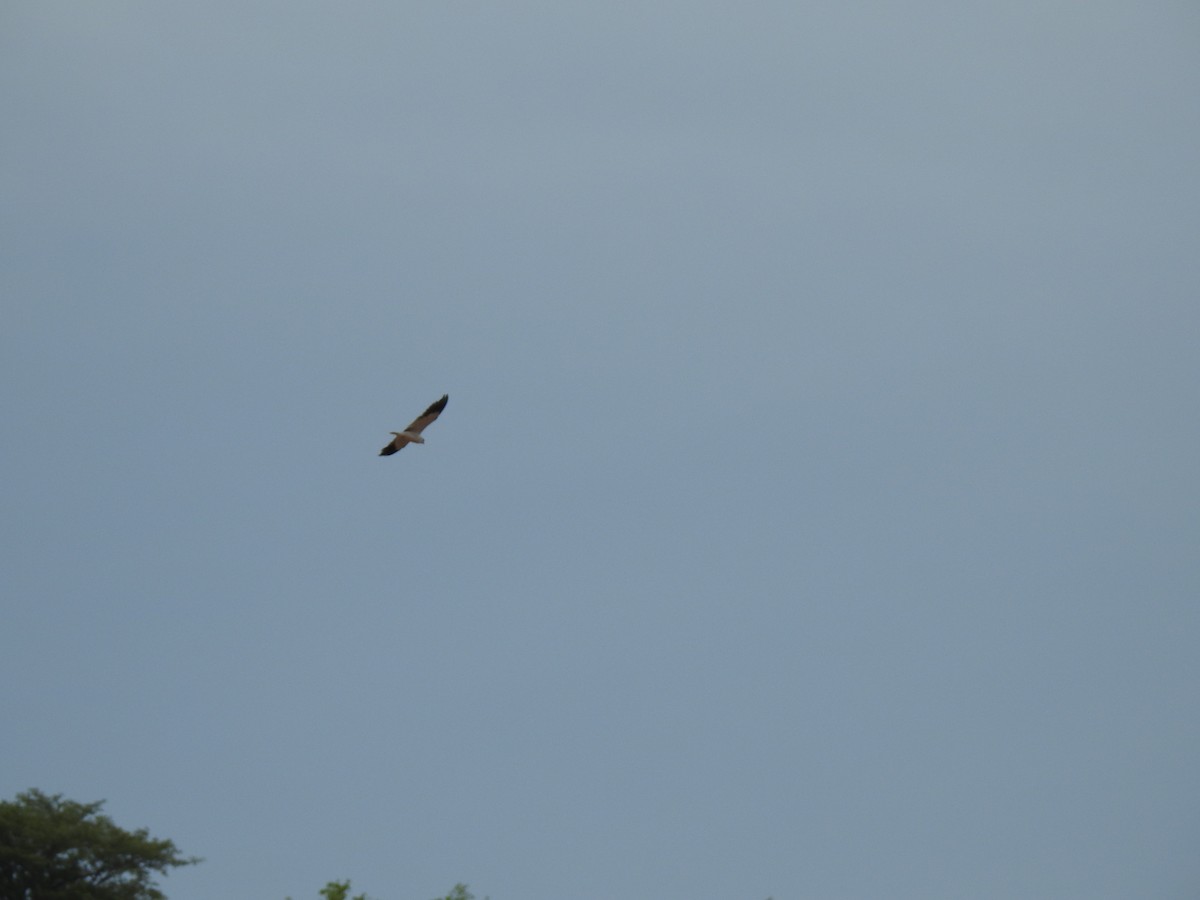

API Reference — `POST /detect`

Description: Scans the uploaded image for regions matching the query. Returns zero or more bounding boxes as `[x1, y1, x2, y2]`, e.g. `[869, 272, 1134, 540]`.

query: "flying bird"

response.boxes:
[379, 394, 449, 456]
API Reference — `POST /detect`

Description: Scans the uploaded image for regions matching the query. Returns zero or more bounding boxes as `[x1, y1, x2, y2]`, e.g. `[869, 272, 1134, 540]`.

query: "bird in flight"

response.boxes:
[379, 394, 449, 456]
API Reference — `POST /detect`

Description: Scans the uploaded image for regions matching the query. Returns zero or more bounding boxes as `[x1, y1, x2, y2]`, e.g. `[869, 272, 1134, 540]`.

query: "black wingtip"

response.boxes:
[379, 445, 399, 456]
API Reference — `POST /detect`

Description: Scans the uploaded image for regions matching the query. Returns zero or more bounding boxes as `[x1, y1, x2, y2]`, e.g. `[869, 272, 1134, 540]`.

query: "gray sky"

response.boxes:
[3, 3, 1199, 899]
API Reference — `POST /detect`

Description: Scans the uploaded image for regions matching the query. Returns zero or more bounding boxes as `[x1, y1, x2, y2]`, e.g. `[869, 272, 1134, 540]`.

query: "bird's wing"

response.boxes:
[404, 394, 449, 435]
[379, 435, 406, 455]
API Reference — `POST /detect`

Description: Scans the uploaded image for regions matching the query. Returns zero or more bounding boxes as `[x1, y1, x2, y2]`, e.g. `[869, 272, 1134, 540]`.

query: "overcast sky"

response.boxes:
[3, 4, 1199, 899]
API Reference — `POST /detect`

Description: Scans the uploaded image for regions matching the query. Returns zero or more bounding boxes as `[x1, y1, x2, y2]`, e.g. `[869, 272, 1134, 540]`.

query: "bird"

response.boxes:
[379, 394, 449, 456]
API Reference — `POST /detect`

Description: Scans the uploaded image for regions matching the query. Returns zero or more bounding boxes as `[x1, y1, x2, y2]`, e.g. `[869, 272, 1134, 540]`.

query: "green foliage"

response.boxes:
[0, 788, 200, 900]
[290, 880, 470, 900]
[316, 880, 371, 900]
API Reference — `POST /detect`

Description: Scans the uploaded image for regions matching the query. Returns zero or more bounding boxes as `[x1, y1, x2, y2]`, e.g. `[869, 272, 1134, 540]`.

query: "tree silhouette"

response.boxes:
[0, 788, 199, 900]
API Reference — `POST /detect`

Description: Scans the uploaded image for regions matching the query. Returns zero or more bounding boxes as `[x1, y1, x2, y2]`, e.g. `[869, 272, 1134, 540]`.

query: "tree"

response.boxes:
[294, 881, 474, 900]
[315, 880, 371, 900]
[292, 880, 475, 900]
[0, 788, 199, 900]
